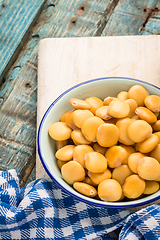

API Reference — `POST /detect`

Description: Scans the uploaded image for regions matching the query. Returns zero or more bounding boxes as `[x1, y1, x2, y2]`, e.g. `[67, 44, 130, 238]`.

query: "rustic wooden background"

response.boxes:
[1, 0, 160, 188]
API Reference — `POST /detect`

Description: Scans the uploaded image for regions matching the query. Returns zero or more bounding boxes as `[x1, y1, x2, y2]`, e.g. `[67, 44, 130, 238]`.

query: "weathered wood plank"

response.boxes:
[0, 0, 120, 186]
[0, 137, 35, 187]
[102, 0, 160, 36]
[0, 0, 46, 84]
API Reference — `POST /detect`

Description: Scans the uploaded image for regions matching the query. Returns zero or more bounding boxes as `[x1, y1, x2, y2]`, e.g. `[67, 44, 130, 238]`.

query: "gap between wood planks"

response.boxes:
[94, 0, 119, 36]
[139, 4, 160, 33]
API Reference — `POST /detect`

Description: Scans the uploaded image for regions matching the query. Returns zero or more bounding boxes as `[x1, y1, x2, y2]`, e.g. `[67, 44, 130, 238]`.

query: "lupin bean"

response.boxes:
[112, 165, 133, 186]
[128, 152, 145, 173]
[150, 144, 160, 163]
[72, 109, 94, 128]
[138, 157, 160, 180]
[71, 129, 91, 145]
[82, 116, 105, 142]
[96, 123, 119, 147]
[61, 161, 85, 185]
[135, 134, 159, 153]
[73, 145, 94, 168]
[143, 181, 159, 195]
[95, 106, 111, 120]
[85, 96, 103, 114]
[55, 145, 75, 161]
[48, 122, 72, 141]
[128, 84, 149, 106]
[70, 98, 91, 110]
[84, 151, 107, 173]
[116, 118, 135, 145]
[135, 107, 157, 124]
[123, 174, 145, 199]
[125, 99, 138, 118]
[108, 99, 130, 118]
[127, 120, 152, 143]
[88, 169, 111, 185]
[73, 182, 97, 197]
[144, 95, 160, 112]
[117, 91, 128, 101]
[98, 179, 122, 202]
[105, 146, 127, 168]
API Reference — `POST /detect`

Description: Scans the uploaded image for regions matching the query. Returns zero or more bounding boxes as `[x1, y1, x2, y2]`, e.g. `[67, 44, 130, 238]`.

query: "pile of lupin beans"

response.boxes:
[48, 84, 160, 202]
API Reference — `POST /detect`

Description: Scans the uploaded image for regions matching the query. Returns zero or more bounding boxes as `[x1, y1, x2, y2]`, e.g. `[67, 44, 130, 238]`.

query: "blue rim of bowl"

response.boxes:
[38, 76, 160, 208]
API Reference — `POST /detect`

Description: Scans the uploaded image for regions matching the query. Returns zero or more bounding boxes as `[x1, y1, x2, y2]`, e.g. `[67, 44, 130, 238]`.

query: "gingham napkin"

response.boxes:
[0, 170, 160, 240]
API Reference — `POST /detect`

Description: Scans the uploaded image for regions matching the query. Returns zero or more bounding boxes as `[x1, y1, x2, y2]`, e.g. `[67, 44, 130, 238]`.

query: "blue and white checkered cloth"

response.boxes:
[0, 170, 160, 239]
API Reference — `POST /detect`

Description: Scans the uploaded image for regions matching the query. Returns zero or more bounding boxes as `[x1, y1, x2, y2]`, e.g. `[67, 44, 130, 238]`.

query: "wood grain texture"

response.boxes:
[102, 0, 160, 36]
[0, 0, 46, 84]
[1, 0, 160, 186]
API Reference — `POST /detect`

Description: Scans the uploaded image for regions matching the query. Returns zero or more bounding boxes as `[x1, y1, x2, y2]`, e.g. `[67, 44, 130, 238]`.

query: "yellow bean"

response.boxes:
[143, 181, 159, 195]
[152, 120, 160, 132]
[98, 179, 122, 202]
[135, 107, 157, 124]
[135, 134, 159, 153]
[138, 157, 160, 180]
[88, 169, 111, 185]
[71, 129, 91, 145]
[144, 95, 160, 112]
[108, 99, 130, 118]
[57, 159, 69, 169]
[154, 132, 160, 143]
[56, 140, 69, 150]
[103, 97, 116, 106]
[116, 118, 135, 145]
[125, 99, 138, 118]
[73, 145, 94, 168]
[95, 106, 111, 120]
[81, 116, 105, 142]
[48, 122, 72, 141]
[72, 110, 94, 128]
[85, 96, 103, 114]
[128, 152, 145, 173]
[112, 165, 133, 186]
[65, 111, 77, 130]
[61, 161, 85, 185]
[105, 146, 127, 168]
[122, 174, 145, 199]
[127, 120, 152, 143]
[128, 84, 149, 106]
[60, 110, 74, 122]
[117, 91, 128, 101]
[83, 176, 98, 186]
[96, 123, 119, 147]
[73, 182, 97, 197]
[150, 144, 160, 163]
[92, 143, 107, 156]
[84, 152, 107, 173]
[119, 144, 136, 165]
[70, 98, 91, 110]
[55, 145, 75, 161]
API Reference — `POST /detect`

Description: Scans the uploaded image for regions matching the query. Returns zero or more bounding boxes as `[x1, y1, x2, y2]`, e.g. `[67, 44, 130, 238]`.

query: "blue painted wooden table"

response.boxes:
[1, 0, 160, 187]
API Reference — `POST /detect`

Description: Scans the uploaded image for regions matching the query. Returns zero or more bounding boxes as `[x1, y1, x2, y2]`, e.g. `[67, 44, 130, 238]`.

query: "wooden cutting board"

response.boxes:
[37, 35, 160, 179]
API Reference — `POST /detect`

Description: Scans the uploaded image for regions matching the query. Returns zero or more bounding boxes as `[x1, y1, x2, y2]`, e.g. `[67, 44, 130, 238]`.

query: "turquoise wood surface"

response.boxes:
[1, 0, 160, 187]
[0, 0, 46, 84]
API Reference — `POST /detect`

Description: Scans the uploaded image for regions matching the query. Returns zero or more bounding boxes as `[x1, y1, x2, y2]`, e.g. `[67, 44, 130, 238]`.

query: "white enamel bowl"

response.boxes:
[38, 77, 160, 208]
